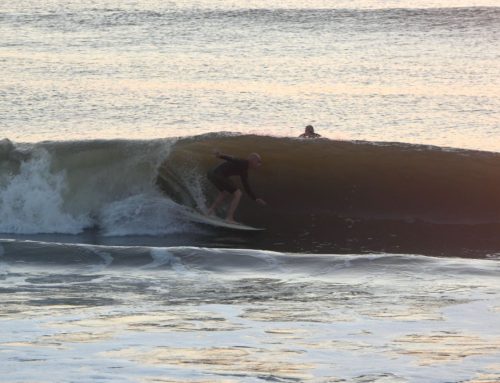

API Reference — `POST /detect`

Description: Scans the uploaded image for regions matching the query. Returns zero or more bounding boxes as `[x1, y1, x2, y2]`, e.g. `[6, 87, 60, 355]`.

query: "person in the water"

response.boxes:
[299, 125, 321, 138]
[207, 151, 266, 223]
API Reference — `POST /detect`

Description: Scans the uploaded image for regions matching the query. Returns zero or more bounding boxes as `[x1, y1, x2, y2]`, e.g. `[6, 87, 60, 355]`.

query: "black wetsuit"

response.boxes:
[208, 155, 257, 200]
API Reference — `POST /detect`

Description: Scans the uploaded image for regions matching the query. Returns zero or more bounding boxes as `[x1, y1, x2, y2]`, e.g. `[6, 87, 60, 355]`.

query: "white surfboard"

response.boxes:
[183, 208, 265, 231]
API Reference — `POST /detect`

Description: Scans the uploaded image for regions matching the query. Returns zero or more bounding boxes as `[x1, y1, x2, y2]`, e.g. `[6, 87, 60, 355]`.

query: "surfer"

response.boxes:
[299, 125, 321, 138]
[206, 151, 266, 223]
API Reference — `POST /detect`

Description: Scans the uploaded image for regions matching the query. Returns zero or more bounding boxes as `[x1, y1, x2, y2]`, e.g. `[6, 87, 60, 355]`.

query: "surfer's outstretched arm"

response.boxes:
[240, 174, 256, 200]
[219, 154, 237, 162]
[214, 150, 238, 162]
[241, 174, 266, 205]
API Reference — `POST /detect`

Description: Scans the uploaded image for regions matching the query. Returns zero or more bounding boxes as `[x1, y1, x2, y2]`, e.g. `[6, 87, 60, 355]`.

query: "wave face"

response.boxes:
[161, 134, 500, 223]
[1, 134, 500, 256]
[158, 134, 500, 256]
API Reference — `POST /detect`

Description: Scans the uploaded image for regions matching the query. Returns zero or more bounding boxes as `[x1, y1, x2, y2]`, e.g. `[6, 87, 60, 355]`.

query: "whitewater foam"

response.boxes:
[91, 248, 114, 268]
[0, 139, 202, 236]
[147, 248, 186, 271]
[0, 149, 90, 234]
[99, 193, 195, 236]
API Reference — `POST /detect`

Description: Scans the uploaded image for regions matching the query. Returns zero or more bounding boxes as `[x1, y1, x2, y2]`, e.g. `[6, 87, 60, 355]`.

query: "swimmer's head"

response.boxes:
[305, 125, 314, 134]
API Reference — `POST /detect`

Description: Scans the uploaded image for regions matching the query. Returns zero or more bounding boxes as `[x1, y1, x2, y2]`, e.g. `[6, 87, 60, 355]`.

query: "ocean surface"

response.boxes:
[1, 1, 500, 382]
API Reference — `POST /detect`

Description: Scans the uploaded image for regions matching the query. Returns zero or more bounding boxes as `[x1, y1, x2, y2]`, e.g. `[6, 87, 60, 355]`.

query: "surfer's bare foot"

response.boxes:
[225, 217, 237, 224]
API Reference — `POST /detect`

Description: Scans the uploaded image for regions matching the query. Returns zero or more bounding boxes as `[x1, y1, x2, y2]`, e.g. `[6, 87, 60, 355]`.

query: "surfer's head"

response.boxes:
[248, 153, 262, 168]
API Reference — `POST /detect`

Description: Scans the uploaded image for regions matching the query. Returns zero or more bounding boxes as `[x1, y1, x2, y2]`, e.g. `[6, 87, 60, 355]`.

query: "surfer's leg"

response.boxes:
[226, 189, 242, 223]
[207, 191, 229, 216]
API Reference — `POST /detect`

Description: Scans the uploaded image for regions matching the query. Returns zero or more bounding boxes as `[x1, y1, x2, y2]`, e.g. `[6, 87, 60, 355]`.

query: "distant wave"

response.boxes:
[1, 239, 499, 276]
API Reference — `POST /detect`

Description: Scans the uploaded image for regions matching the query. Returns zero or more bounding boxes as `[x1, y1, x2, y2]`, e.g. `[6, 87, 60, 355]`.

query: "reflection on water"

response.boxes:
[1, 261, 499, 382]
[393, 332, 500, 366]
[105, 346, 313, 381]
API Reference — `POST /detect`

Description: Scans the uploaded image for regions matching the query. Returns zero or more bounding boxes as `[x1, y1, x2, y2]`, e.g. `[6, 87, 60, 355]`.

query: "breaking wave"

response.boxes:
[1, 134, 499, 256]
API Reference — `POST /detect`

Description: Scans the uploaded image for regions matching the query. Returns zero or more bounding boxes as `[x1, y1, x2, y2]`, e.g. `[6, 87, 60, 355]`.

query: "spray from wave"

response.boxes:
[0, 138, 199, 236]
[0, 149, 89, 234]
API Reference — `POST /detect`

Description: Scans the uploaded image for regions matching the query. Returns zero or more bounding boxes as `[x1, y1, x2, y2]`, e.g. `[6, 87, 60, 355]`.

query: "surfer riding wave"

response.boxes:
[206, 151, 266, 223]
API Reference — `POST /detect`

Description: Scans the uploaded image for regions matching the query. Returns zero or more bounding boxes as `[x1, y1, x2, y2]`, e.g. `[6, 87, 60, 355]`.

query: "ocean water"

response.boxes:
[1, 1, 500, 382]
[1, 0, 499, 149]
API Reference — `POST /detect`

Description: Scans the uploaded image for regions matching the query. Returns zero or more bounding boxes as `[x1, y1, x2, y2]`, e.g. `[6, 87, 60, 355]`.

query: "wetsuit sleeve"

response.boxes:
[241, 173, 257, 200]
[219, 154, 237, 162]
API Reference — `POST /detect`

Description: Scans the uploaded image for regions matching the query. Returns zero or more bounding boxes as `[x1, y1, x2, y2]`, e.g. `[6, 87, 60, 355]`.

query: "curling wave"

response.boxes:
[1, 134, 500, 256]
[159, 134, 500, 223]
